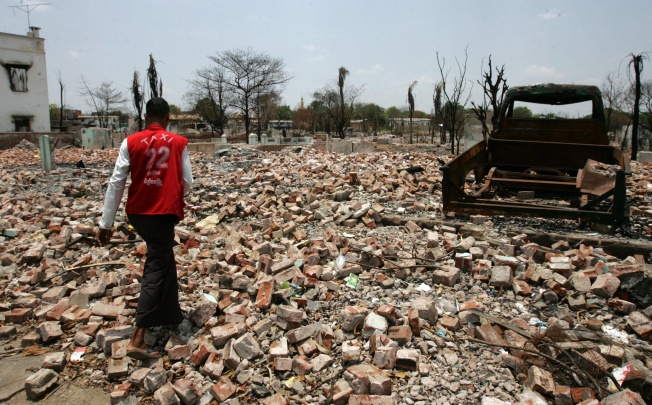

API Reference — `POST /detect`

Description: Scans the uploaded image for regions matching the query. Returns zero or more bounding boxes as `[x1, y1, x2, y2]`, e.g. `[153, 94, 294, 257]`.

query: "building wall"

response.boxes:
[78, 115, 120, 129]
[0, 29, 50, 133]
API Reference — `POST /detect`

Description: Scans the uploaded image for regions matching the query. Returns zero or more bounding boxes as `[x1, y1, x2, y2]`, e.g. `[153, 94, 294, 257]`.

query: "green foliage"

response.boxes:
[193, 98, 220, 122]
[108, 110, 129, 125]
[512, 106, 533, 118]
[352, 103, 387, 132]
[276, 105, 293, 120]
[49, 104, 60, 120]
[385, 106, 406, 119]
[169, 104, 182, 114]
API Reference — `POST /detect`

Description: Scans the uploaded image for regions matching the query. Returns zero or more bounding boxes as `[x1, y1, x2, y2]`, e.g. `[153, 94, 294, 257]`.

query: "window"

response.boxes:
[12, 116, 32, 132]
[9, 67, 28, 92]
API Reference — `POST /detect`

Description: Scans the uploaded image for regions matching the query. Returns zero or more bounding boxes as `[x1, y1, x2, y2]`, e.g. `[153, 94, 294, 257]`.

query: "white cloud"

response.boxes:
[538, 9, 564, 20]
[525, 64, 564, 81]
[303, 44, 327, 61]
[68, 50, 81, 60]
[357, 64, 383, 76]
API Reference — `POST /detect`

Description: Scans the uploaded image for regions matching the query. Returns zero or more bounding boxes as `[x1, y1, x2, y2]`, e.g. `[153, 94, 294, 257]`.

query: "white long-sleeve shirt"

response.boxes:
[99, 138, 193, 229]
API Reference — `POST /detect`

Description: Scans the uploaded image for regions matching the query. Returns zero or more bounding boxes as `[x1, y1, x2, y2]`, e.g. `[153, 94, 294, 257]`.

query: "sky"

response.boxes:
[2, 0, 651, 115]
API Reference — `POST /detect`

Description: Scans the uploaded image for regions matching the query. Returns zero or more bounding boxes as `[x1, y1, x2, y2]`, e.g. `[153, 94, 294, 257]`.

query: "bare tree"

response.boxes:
[132, 71, 144, 131]
[337, 67, 350, 138]
[147, 53, 163, 98]
[628, 53, 646, 160]
[254, 90, 281, 138]
[79, 77, 127, 129]
[208, 48, 292, 141]
[433, 83, 444, 144]
[57, 71, 64, 132]
[601, 72, 627, 134]
[638, 80, 652, 150]
[470, 55, 507, 141]
[435, 47, 472, 154]
[186, 67, 230, 135]
[407, 81, 417, 144]
[313, 88, 339, 135]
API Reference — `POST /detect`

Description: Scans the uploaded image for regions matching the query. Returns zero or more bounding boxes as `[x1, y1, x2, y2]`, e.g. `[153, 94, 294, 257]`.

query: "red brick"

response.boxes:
[78, 323, 102, 336]
[432, 265, 460, 286]
[571, 387, 595, 403]
[591, 273, 620, 298]
[553, 386, 572, 405]
[528, 365, 555, 396]
[4, 307, 32, 323]
[376, 304, 398, 325]
[349, 395, 396, 405]
[601, 389, 646, 405]
[407, 308, 420, 336]
[292, 355, 313, 375]
[255, 279, 274, 309]
[610, 264, 644, 279]
[190, 345, 211, 367]
[475, 323, 506, 345]
[440, 315, 460, 331]
[458, 301, 481, 312]
[512, 279, 532, 296]
[45, 301, 71, 321]
[273, 357, 292, 372]
[608, 298, 637, 314]
[626, 311, 652, 340]
[261, 393, 288, 405]
[546, 279, 567, 297]
[387, 325, 412, 345]
[210, 376, 236, 402]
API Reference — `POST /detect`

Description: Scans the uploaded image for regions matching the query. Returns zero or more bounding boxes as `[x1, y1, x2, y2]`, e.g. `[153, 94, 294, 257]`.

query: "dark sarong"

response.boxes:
[128, 214, 183, 328]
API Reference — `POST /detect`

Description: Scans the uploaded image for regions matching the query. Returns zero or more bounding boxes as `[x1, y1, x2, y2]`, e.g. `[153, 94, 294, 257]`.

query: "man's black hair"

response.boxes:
[146, 97, 170, 118]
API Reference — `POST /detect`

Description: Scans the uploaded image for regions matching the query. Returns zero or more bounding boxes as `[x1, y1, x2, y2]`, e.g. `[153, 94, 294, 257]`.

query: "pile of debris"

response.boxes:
[0, 144, 650, 405]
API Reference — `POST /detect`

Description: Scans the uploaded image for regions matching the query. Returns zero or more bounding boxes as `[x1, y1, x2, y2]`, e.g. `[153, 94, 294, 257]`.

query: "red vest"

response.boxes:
[125, 124, 188, 220]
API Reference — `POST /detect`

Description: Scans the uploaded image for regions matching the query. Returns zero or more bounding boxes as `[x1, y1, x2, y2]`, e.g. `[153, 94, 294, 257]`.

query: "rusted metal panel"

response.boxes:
[441, 84, 630, 225]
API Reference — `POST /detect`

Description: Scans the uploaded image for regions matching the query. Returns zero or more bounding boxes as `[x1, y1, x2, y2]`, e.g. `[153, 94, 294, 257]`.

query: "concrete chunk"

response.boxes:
[25, 368, 58, 400]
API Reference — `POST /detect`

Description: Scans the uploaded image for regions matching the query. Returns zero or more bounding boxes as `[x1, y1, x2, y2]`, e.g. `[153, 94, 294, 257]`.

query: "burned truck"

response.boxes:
[441, 84, 630, 225]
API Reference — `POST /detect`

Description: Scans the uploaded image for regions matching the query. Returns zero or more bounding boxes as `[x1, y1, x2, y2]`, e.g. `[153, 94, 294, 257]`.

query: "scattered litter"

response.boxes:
[528, 317, 547, 330]
[345, 273, 359, 289]
[203, 293, 217, 304]
[515, 302, 528, 314]
[607, 365, 633, 392]
[601, 325, 629, 344]
[195, 214, 221, 229]
[416, 283, 431, 292]
[335, 254, 346, 272]
[438, 298, 457, 315]
[70, 347, 87, 363]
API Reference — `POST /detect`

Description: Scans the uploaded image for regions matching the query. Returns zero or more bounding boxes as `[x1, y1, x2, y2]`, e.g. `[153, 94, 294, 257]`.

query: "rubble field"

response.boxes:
[0, 139, 651, 405]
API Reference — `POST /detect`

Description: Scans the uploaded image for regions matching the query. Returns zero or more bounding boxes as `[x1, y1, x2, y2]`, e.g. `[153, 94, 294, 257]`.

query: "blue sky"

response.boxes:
[2, 0, 651, 114]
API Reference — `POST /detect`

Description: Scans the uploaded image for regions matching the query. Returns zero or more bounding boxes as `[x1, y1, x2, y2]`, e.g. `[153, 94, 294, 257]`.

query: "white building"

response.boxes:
[78, 115, 121, 130]
[0, 27, 50, 132]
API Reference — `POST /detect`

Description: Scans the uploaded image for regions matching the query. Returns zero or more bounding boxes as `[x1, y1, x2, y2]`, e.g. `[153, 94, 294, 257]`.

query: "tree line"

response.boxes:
[49, 49, 652, 157]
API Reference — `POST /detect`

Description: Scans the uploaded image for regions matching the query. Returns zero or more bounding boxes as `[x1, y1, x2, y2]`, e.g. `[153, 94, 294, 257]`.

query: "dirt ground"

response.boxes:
[0, 352, 109, 404]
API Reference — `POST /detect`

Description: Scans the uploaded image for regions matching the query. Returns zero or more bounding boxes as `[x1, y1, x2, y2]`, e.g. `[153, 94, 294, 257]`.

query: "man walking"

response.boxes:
[98, 97, 193, 360]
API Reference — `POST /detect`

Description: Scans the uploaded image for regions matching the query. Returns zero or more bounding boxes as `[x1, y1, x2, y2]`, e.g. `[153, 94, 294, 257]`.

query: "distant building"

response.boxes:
[78, 115, 121, 130]
[387, 117, 432, 136]
[0, 27, 50, 132]
[168, 114, 209, 134]
[619, 124, 652, 151]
